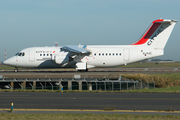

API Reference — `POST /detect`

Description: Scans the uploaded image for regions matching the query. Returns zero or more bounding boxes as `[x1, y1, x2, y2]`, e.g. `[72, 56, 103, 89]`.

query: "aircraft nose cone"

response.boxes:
[3, 59, 9, 65]
[3, 57, 17, 67]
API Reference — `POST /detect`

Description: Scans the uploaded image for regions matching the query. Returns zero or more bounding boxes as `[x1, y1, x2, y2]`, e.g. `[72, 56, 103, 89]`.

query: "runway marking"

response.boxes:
[0, 97, 180, 101]
[0, 108, 180, 113]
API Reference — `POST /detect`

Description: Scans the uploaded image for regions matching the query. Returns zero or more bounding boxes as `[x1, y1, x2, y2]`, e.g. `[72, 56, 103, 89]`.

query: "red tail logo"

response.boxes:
[132, 19, 163, 45]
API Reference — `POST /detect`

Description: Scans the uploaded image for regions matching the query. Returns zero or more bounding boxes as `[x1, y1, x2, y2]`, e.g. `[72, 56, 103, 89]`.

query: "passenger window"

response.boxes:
[119, 53, 121, 56]
[116, 53, 118, 56]
[106, 53, 108, 56]
[43, 54, 45, 56]
[99, 53, 101, 56]
[22, 53, 25, 56]
[47, 54, 49, 56]
[94, 53, 96, 56]
[109, 53, 111, 56]
[102, 53, 104, 56]
[40, 54, 42, 56]
[50, 54, 52, 56]
[113, 53, 114, 56]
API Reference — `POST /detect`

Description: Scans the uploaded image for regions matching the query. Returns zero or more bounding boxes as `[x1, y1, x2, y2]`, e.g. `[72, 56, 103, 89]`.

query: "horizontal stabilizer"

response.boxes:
[62, 45, 90, 54]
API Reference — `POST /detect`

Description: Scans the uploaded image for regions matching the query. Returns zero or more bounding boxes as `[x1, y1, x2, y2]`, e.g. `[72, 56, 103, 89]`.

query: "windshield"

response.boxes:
[15, 52, 25, 56]
[15, 52, 19, 56]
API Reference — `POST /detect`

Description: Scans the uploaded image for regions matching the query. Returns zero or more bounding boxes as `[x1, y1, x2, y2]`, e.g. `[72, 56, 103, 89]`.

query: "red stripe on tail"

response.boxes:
[132, 19, 163, 45]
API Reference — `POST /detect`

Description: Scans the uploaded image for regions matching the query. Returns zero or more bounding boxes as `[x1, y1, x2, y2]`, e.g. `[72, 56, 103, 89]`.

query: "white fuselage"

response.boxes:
[3, 45, 161, 69]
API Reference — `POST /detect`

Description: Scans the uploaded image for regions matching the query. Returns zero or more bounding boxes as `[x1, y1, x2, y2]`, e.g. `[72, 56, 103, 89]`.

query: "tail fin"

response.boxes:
[132, 19, 177, 49]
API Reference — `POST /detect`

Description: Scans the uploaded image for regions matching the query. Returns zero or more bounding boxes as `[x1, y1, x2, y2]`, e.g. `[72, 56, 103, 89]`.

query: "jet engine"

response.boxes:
[54, 55, 69, 64]
[51, 52, 69, 64]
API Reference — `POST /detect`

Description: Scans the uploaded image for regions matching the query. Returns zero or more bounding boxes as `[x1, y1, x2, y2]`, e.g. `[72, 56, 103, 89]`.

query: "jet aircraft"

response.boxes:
[3, 19, 177, 72]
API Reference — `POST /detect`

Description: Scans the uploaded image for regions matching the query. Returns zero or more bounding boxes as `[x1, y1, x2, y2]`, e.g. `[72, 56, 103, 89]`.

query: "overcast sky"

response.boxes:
[0, 0, 180, 61]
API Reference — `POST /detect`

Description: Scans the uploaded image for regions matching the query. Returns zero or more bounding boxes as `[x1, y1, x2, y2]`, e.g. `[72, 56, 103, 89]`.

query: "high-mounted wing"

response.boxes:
[62, 45, 90, 54]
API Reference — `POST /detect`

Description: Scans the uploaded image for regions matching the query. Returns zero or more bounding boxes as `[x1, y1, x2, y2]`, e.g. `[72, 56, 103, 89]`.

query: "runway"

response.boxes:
[0, 92, 180, 111]
[1, 67, 180, 73]
[0, 67, 180, 79]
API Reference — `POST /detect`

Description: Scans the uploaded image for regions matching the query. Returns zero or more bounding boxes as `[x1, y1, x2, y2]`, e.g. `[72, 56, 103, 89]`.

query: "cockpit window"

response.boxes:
[16, 52, 25, 56]
[18, 53, 22, 56]
[15, 53, 19, 56]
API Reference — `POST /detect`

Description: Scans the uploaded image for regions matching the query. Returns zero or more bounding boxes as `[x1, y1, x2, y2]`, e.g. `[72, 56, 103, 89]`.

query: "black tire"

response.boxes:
[78, 69, 88, 72]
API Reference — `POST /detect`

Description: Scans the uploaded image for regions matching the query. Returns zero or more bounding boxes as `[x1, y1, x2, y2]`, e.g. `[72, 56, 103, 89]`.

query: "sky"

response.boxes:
[0, 0, 180, 61]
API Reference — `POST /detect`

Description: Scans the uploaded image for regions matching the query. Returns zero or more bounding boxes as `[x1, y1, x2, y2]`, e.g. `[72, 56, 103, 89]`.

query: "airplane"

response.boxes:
[3, 19, 177, 72]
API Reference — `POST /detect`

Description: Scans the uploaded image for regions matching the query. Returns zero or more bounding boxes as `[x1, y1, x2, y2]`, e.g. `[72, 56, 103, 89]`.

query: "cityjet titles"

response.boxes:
[147, 25, 164, 46]
[36, 51, 53, 54]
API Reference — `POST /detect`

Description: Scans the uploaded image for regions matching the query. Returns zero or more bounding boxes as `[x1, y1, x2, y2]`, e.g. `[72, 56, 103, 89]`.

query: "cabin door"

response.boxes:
[123, 48, 130, 61]
[29, 49, 35, 62]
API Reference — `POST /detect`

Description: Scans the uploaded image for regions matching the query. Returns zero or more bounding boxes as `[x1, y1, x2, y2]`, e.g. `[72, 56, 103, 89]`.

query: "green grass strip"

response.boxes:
[121, 73, 180, 88]
[0, 113, 180, 120]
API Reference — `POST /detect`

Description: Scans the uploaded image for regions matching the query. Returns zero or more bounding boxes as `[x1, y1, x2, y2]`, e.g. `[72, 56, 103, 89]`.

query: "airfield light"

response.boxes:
[11, 103, 13, 112]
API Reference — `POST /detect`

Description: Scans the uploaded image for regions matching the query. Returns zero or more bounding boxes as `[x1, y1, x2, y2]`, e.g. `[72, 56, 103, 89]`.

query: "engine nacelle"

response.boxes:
[54, 55, 69, 64]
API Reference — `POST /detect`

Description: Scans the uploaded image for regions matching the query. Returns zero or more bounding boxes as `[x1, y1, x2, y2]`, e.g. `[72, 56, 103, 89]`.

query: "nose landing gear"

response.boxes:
[14, 68, 18, 72]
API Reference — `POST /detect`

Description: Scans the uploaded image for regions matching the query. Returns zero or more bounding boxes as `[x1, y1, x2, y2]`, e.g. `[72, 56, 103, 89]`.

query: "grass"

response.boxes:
[153, 73, 180, 80]
[119, 62, 180, 68]
[121, 73, 180, 88]
[0, 113, 180, 120]
[0, 64, 15, 69]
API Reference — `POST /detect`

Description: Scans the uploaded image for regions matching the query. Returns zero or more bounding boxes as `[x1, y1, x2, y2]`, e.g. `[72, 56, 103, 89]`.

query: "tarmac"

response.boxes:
[0, 92, 180, 112]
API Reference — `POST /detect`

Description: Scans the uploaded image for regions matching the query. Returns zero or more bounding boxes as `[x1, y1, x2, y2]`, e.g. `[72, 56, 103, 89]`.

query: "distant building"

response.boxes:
[145, 59, 174, 63]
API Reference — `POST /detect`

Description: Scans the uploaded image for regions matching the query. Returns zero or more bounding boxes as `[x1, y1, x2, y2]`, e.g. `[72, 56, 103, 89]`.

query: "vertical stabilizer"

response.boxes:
[132, 19, 177, 50]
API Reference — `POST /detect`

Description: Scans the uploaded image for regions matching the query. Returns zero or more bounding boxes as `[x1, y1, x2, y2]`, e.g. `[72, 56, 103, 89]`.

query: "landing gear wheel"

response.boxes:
[14, 69, 18, 72]
[78, 69, 88, 72]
